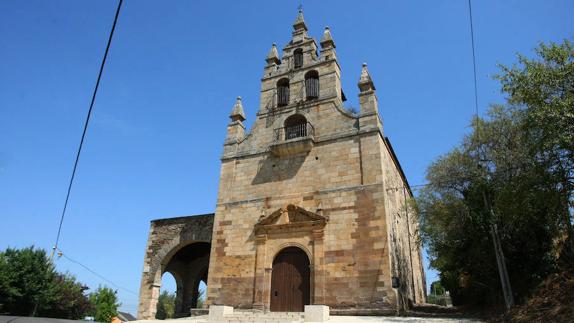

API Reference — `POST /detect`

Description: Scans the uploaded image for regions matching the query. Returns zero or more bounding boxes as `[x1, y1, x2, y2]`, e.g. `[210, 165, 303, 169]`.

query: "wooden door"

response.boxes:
[270, 247, 310, 312]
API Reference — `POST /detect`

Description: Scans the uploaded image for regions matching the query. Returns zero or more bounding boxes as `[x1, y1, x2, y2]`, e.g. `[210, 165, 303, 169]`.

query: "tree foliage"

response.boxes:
[0, 246, 94, 319]
[196, 287, 205, 309]
[50, 273, 94, 319]
[497, 39, 574, 261]
[417, 40, 573, 306]
[155, 291, 175, 320]
[89, 286, 120, 323]
[428, 281, 448, 306]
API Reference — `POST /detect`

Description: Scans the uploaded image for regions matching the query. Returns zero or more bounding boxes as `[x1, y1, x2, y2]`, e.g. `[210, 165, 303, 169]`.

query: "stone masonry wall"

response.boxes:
[379, 138, 426, 307]
[208, 122, 401, 311]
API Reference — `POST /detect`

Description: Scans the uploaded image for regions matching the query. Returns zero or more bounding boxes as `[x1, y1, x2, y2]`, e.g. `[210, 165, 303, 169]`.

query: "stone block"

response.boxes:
[304, 305, 329, 322]
[209, 305, 234, 318]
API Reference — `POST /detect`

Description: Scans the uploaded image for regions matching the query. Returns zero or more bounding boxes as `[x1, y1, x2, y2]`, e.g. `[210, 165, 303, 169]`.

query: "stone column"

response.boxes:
[137, 269, 161, 320]
[312, 229, 325, 304]
[263, 267, 273, 311]
[252, 234, 267, 310]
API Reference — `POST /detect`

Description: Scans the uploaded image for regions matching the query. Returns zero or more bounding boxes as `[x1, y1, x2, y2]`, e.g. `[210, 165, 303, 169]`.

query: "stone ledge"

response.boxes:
[330, 308, 396, 316]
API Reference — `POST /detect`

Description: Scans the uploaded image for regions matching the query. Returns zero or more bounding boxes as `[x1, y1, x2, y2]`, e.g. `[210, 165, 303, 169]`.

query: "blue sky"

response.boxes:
[1, 0, 572, 315]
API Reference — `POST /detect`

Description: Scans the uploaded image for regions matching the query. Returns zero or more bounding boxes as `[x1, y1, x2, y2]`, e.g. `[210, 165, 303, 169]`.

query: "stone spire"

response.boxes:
[293, 8, 307, 31]
[225, 96, 246, 145]
[291, 9, 309, 43]
[320, 26, 335, 49]
[319, 26, 337, 61]
[357, 63, 382, 132]
[358, 63, 376, 92]
[229, 96, 246, 122]
[265, 43, 280, 65]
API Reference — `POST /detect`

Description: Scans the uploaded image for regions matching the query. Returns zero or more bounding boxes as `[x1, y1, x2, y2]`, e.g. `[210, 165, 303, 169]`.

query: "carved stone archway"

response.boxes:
[252, 204, 327, 311]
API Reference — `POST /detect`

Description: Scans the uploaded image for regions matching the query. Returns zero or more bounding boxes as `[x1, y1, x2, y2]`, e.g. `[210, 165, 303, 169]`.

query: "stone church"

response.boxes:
[137, 10, 426, 319]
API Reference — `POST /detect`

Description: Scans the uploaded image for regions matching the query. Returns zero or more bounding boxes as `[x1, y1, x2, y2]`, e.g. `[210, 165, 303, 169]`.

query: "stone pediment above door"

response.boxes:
[255, 204, 327, 234]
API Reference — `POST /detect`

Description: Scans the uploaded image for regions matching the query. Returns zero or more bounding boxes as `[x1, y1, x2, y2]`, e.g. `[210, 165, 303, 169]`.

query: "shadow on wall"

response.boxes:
[252, 153, 307, 185]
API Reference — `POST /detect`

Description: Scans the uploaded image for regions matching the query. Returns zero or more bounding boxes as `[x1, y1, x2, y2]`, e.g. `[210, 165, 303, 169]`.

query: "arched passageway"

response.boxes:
[270, 247, 310, 312]
[162, 242, 210, 317]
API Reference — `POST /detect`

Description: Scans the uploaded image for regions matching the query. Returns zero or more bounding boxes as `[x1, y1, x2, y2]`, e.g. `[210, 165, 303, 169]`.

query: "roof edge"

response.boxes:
[383, 136, 413, 197]
[151, 213, 215, 223]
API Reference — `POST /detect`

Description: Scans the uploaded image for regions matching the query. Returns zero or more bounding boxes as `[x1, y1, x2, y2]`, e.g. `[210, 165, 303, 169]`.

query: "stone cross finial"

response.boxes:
[265, 43, 280, 65]
[320, 26, 335, 49]
[358, 63, 376, 92]
[230, 96, 246, 122]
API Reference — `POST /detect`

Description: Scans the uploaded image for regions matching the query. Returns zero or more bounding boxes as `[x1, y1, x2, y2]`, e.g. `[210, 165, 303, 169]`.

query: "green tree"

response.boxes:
[0, 246, 57, 315]
[196, 288, 205, 309]
[89, 286, 120, 322]
[430, 281, 446, 296]
[0, 246, 93, 319]
[428, 281, 447, 306]
[497, 39, 574, 261]
[418, 39, 573, 306]
[51, 273, 94, 319]
[155, 291, 175, 320]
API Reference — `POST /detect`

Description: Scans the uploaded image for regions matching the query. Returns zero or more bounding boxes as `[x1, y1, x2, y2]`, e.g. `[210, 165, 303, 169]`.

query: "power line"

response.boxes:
[468, 0, 480, 121]
[58, 248, 138, 296]
[50, 0, 124, 261]
[467, 0, 514, 310]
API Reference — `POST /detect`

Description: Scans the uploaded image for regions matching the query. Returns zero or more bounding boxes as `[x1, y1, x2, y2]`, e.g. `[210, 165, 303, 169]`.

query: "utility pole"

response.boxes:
[467, 0, 514, 310]
[483, 191, 514, 309]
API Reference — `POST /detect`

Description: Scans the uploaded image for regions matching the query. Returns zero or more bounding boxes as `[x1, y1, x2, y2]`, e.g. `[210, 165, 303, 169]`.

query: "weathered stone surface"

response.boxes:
[304, 305, 329, 322]
[209, 305, 234, 318]
[137, 214, 213, 319]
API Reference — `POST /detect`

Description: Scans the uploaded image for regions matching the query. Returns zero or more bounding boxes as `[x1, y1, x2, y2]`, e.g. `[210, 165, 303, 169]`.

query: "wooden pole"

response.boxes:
[483, 191, 514, 309]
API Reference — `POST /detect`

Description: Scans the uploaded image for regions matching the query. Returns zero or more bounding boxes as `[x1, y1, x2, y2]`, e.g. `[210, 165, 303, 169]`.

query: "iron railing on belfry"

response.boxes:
[273, 122, 315, 143]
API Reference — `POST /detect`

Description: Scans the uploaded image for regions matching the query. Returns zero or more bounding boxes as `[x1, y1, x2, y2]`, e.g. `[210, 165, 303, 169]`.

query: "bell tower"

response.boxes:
[258, 9, 343, 114]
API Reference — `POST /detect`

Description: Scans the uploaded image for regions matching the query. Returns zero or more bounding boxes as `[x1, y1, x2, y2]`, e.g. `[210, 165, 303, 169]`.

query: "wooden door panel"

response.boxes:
[270, 247, 310, 312]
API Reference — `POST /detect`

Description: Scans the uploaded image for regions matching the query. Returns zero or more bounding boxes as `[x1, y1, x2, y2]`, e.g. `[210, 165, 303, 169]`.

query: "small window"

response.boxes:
[277, 78, 290, 107]
[294, 48, 303, 69]
[305, 70, 319, 100]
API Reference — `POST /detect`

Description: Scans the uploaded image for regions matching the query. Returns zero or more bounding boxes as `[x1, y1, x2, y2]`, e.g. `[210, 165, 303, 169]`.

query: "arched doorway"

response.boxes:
[270, 247, 310, 312]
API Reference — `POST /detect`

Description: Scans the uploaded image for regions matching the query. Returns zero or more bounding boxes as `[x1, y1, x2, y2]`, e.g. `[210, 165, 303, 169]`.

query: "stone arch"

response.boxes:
[143, 239, 211, 318]
[304, 70, 319, 100]
[283, 114, 309, 140]
[162, 242, 210, 315]
[293, 48, 303, 68]
[268, 242, 313, 269]
[278, 112, 313, 129]
[147, 224, 212, 278]
[137, 215, 213, 320]
[277, 78, 290, 107]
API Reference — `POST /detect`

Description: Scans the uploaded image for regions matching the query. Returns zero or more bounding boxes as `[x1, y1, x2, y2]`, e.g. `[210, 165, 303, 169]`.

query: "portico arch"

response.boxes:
[163, 242, 210, 315]
[137, 214, 213, 320]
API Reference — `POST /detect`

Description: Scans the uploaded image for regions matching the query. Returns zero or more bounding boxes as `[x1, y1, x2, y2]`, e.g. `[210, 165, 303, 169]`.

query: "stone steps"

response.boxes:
[208, 311, 304, 323]
[206, 305, 328, 323]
